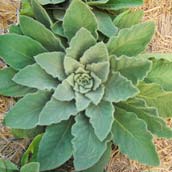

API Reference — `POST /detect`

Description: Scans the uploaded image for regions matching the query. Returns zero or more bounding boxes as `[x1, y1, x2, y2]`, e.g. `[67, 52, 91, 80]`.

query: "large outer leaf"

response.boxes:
[104, 72, 139, 102]
[111, 55, 152, 84]
[85, 101, 114, 141]
[97, 0, 143, 10]
[31, 0, 52, 28]
[112, 108, 160, 166]
[138, 82, 172, 117]
[63, 0, 98, 40]
[113, 10, 144, 29]
[138, 53, 172, 61]
[107, 22, 155, 57]
[35, 52, 66, 80]
[38, 119, 73, 171]
[39, 97, 77, 125]
[118, 98, 172, 138]
[13, 64, 58, 91]
[20, 162, 40, 172]
[20, 15, 64, 51]
[82, 143, 111, 172]
[4, 91, 52, 129]
[94, 10, 118, 37]
[146, 59, 172, 91]
[0, 159, 18, 172]
[0, 67, 35, 97]
[0, 34, 46, 70]
[72, 114, 107, 171]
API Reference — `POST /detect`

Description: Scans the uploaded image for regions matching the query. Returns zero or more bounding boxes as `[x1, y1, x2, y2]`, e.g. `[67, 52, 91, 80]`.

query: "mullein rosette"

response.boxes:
[1, 0, 172, 171]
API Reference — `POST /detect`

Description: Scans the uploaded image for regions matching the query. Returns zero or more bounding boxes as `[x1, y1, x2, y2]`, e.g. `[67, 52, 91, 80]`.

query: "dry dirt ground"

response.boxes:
[1, 0, 172, 172]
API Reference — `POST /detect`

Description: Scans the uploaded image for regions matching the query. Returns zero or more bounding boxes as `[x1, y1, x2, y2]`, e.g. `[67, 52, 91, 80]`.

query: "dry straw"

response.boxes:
[0, 0, 172, 171]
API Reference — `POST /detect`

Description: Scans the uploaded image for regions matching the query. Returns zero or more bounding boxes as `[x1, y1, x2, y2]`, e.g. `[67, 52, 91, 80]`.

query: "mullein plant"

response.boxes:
[1, 0, 172, 171]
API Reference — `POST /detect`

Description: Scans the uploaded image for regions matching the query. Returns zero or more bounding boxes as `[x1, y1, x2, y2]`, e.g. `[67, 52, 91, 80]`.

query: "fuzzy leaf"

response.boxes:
[0, 159, 18, 172]
[111, 55, 152, 84]
[38, 0, 65, 5]
[20, 0, 34, 17]
[138, 53, 172, 61]
[112, 108, 160, 166]
[72, 114, 107, 171]
[97, 0, 143, 10]
[30, 0, 52, 28]
[87, 0, 109, 5]
[13, 64, 58, 91]
[80, 42, 108, 65]
[39, 97, 77, 125]
[0, 67, 35, 97]
[53, 80, 75, 101]
[66, 28, 96, 60]
[4, 91, 52, 129]
[107, 22, 155, 56]
[35, 52, 66, 80]
[20, 15, 64, 51]
[38, 119, 73, 171]
[146, 59, 172, 91]
[82, 142, 111, 172]
[118, 98, 172, 138]
[21, 135, 43, 165]
[0, 34, 46, 70]
[51, 21, 65, 37]
[94, 10, 118, 37]
[9, 24, 23, 35]
[86, 101, 114, 141]
[75, 92, 91, 112]
[63, 0, 98, 40]
[138, 82, 172, 117]
[113, 10, 144, 29]
[20, 162, 40, 172]
[85, 85, 105, 105]
[104, 72, 139, 102]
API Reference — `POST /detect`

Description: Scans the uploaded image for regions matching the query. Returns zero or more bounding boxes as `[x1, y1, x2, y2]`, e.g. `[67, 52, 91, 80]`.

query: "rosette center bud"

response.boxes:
[73, 68, 94, 94]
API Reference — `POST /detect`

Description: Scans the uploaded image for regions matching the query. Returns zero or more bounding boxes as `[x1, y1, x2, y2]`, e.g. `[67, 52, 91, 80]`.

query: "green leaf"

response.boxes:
[53, 80, 75, 101]
[75, 92, 91, 111]
[66, 27, 96, 60]
[35, 52, 66, 80]
[21, 134, 43, 165]
[94, 10, 118, 37]
[53, 9, 65, 21]
[72, 114, 107, 171]
[0, 159, 18, 172]
[9, 25, 23, 35]
[111, 55, 152, 84]
[13, 64, 58, 91]
[82, 142, 111, 172]
[39, 97, 77, 125]
[12, 126, 44, 139]
[138, 53, 172, 61]
[30, 0, 52, 28]
[112, 108, 160, 166]
[87, 0, 109, 5]
[138, 82, 172, 117]
[20, 0, 34, 17]
[38, 119, 73, 171]
[107, 22, 155, 56]
[38, 0, 65, 5]
[104, 72, 139, 102]
[0, 67, 35, 97]
[80, 42, 109, 64]
[85, 85, 105, 105]
[51, 21, 65, 38]
[85, 101, 114, 141]
[20, 162, 40, 172]
[113, 10, 144, 29]
[20, 15, 64, 51]
[0, 34, 46, 70]
[97, 0, 143, 10]
[146, 59, 172, 91]
[63, 0, 98, 40]
[4, 91, 52, 129]
[118, 98, 172, 138]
